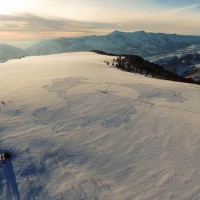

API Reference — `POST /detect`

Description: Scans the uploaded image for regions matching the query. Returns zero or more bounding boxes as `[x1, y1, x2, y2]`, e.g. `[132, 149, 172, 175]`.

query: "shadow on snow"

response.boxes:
[0, 149, 20, 200]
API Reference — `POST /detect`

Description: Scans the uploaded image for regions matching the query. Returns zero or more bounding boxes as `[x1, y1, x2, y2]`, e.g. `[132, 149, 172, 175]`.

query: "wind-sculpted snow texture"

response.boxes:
[33, 78, 137, 133]
[122, 83, 187, 103]
[0, 52, 200, 199]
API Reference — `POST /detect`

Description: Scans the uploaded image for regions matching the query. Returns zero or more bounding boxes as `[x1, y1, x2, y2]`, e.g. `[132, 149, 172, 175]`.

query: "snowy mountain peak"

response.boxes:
[109, 30, 147, 36]
[26, 31, 200, 58]
[110, 30, 122, 34]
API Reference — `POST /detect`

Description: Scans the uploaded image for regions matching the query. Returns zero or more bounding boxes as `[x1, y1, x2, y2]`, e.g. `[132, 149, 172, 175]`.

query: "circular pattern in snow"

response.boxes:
[123, 83, 187, 103]
[33, 78, 137, 133]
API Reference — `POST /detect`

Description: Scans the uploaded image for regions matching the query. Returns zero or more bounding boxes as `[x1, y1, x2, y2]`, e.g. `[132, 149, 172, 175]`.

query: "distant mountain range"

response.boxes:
[1, 31, 200, 63]
[154, 53, 200, 81]
[0, 44, 26, 63]
[26, 31, 200, 58]
[92, 50, 199, 84]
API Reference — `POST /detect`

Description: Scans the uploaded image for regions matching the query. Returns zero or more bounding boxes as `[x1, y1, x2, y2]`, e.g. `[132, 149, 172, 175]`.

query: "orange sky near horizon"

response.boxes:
[0, 0, 200, 47]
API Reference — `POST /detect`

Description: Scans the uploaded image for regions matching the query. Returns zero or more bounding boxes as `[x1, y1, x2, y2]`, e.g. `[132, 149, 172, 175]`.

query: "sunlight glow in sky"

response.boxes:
[0, 0, 200, 47]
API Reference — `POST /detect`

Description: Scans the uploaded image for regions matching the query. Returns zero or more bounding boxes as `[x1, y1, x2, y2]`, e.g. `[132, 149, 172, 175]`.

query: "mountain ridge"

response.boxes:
[154, 52, 200, 81]
[26, 30, 200, 58]
[1, 31, 200, 63]
[0, 44, 27, 63]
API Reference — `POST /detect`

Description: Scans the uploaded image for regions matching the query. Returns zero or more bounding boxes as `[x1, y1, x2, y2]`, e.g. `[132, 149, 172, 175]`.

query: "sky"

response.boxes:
[0, 0, 200, 48]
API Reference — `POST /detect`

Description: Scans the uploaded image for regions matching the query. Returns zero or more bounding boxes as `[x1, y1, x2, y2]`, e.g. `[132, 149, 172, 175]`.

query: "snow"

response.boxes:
[0, 52, 200, 199]
[153, 53, 200, 78]
[26, 31, 200, 58]
[0, 44, 26, 63]
[153, 56, 176, 65]
[2, 31, 200, 63]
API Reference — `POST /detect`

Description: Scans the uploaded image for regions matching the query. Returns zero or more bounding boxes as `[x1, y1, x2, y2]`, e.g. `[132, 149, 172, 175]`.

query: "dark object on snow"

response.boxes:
[4, 152, 11, 159]
[1, 101, 5, 106]
[0, 152, 11, 161]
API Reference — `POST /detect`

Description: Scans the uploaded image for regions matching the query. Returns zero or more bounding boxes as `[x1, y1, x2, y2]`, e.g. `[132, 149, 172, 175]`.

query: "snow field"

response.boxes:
[0, 52, 200, 199]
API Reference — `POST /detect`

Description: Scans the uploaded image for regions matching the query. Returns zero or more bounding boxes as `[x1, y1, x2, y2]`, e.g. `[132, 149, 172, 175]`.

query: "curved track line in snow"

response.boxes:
[137, 97, 200, 116]
[156, 104, 200, 116]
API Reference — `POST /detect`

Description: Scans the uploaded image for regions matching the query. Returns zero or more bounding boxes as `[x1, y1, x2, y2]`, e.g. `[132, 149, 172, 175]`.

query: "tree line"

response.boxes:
[92, 50, 200, 85]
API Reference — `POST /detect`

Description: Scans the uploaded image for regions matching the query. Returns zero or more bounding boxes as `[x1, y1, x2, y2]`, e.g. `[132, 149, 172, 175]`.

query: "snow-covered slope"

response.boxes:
[154, 53, 200, 79]
[26, 31, 200, 58]
[0, 44, 26, 63]
[148, 44, 200, 61]
[0, 52, 200, 199]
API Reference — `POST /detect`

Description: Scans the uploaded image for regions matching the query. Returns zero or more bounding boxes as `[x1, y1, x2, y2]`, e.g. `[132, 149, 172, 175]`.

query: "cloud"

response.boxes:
[0, 13, 119, 35]
[0, 13, 122, 47]
[156, 0, 200, 6]
[164, 3, 199, 13]
[0, 13, 125, 48]
[0, 9, 200, 48]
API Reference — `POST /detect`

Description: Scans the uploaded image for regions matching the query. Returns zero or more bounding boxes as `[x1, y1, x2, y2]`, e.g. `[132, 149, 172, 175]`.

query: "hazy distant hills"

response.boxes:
[154, 53, 200, 81]
[1, 31, 200, 63]
[26, 31, 200, 58]
[0, 44, 27, 63]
